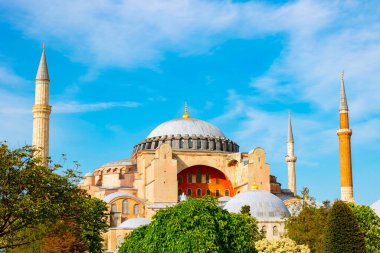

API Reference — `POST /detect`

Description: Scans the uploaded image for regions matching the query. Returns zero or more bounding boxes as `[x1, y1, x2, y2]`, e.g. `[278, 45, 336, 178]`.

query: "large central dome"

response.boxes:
[147, 118, 225, 139]
[132, 105, 239, 154]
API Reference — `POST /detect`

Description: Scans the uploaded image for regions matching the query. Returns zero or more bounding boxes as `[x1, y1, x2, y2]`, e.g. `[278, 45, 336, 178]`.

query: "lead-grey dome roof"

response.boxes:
[224, 190, 290, 220]
[147, 118, 225, 138]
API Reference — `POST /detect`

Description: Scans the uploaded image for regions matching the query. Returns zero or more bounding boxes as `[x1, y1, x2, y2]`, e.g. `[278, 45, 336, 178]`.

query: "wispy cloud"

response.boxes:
[0, 65, 28, 87]
[0, 0, 330, 69]
[53, 101, 140, 113]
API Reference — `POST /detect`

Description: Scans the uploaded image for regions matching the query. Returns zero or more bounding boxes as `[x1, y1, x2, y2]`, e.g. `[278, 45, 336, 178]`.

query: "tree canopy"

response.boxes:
[255, 238, 310, 253]
[348, 203, 380, 253]
[323, 200, 366, 253]
[118, 197, 260, 253]
[0, 143, 108, 252]
[285, 202, 329, 253]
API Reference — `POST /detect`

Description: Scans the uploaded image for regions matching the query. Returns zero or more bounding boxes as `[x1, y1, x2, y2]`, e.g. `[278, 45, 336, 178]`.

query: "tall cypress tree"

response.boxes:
[323, 200, 366, 253]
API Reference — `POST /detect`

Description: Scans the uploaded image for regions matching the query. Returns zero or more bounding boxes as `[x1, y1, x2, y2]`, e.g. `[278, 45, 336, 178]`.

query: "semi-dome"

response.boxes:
[147, 118, 225, 139]
[371, 199, 380, 216]
[224, 190, 291, 220]
[133, 109, 239, 154]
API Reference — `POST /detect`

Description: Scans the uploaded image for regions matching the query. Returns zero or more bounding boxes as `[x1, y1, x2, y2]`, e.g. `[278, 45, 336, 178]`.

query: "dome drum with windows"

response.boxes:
[132, 104, 239, 154]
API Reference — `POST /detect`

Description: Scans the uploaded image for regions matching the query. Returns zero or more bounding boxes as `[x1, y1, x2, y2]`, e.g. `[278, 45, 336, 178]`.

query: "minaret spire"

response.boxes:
[337, 71, 354, 202]
[340, 71, 348, 112]
[285, 111, 297, 195]
[32, 44, 52, 166]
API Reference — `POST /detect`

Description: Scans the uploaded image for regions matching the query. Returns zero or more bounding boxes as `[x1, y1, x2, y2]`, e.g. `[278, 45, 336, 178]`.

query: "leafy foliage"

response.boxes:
[119, 197, 260, 253]
[323, 200, 366, 253]
[0, 143, 108, 252]
[286, 202, 329, 253]
[348, 203, 380, 253]
[241, 205, 251, 216]
[255, 238, 310, 253]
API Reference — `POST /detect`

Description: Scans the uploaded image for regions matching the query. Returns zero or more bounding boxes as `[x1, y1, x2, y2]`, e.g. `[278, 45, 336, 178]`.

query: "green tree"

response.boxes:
[118, 197, 260, 253]
[241, 205, 251, 216]
[323, 200, 366, 253]
[348, 203, 380, 253]
[0, 143, 108, 252]
[286, 203, 329, 252]
[255, 238, 310, 253]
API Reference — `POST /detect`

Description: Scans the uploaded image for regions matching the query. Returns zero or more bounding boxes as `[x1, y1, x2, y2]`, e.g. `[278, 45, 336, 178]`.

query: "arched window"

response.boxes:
[197, 189, 202, 197]
[187, 173, 192, 183]
[215, 189, 220, 197]
[122, 200, 129, 214]
[261, 226, 267, 236]
[273, 226, 279, 237]
[206, 189, 211, 195]
[206, 174, 210, 183]
[197, 140, 201, 149]
[178, 189, 182, 196]
[179, 138, 184, 148]
[225, 189, 230, 196]
[111, 204, 117, 213]
[134, 204, 140, 215]
[187, 188, 192, 196]
[178, 175, 183, 184]
[189, 138, 193, 148]
[196, 169, 202, 183]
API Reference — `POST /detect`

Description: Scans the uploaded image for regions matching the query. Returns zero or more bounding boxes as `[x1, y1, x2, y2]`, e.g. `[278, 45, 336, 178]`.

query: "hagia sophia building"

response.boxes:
[30, 46, 379, 252]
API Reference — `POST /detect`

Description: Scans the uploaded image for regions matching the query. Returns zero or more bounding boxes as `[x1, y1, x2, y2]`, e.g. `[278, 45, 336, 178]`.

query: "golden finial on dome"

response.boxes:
[251, 182, 259, 190]
[182, 101, 190, 119]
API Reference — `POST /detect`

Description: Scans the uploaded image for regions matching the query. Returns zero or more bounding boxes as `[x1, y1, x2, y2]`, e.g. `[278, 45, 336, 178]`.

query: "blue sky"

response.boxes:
[0, 0, 379, 205]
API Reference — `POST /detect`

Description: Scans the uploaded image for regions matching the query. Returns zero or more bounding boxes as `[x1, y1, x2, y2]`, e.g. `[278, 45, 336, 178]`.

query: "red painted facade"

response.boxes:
[177, 165, 234, 198]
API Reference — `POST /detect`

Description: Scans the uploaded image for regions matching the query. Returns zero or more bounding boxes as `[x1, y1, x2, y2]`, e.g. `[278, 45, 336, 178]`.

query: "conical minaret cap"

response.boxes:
[288, 112, 294, 143]
[340, 71, 348, 112]
[36, 43, 50, 81]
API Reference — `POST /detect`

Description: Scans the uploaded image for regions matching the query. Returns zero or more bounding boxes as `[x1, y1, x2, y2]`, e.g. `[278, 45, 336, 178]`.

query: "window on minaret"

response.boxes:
[178, 175, 183, 184]
[197, 189, 202, 197]
[225, 189, 230, 196]
[206, 173, 210, 183]
[189, 139, 193, 148]
[215, 190, 220, 197]
[196, 169, 202, 183]
[187, 188, 192, 196]
[122, 200, 129, 214]
[187, 173, 192, 183]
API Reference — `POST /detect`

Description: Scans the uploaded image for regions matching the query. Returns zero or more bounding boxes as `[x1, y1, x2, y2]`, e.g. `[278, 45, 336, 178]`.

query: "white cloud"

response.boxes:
[0, 0, 330, 69]
[53, 101, 140, 113]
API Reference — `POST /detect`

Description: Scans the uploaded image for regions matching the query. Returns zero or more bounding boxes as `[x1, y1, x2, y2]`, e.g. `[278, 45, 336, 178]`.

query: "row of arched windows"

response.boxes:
[110, 201, 140, 215]
[261, 225, 278, 237]
[178, 188, 229, 197]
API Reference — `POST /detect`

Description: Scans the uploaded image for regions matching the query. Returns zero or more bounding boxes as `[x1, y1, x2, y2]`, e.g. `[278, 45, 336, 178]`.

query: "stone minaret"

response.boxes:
[32, 44, 51, 165]
[285, 112, 297, 195]
[337, 72, 354, 202]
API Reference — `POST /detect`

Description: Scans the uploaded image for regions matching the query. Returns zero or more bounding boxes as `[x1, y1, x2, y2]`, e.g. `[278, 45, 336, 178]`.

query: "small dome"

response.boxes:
[147, 118, 225, 139]
[371, 200, 380, 216]
[118, 218, 151, 229]
[224, 190, 290, 220]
